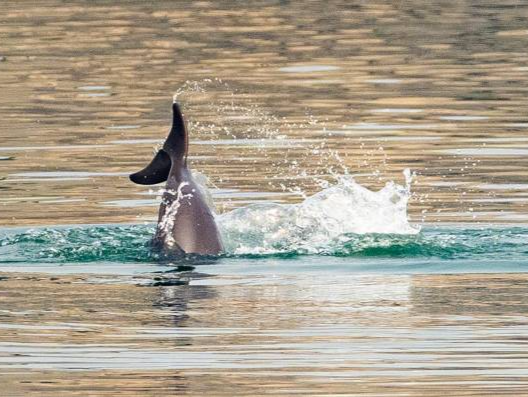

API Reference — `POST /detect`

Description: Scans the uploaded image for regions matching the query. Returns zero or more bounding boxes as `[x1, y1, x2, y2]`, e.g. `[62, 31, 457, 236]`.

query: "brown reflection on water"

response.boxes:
[2, 272, 528, 395]
[1, 1, 528, 226]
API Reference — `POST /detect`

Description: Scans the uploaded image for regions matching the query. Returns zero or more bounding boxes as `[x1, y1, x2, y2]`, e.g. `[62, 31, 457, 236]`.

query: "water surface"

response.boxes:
[2, 0, 528, 395]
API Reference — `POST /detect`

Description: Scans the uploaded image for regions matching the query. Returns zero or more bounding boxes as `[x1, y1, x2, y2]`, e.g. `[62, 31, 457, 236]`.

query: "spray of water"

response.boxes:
[168, 79, 420, 254]
[218, 170, 418, 255]
[172, 79, 358, 196]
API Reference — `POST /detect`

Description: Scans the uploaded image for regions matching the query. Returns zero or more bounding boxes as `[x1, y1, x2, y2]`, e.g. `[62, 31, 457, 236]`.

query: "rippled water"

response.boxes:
[1, 223, 528, 274]
[2, 1, 528, 395]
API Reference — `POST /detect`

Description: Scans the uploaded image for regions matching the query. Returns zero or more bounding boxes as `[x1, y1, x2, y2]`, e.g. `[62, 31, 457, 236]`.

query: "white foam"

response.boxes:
[218, 170, 419, 255]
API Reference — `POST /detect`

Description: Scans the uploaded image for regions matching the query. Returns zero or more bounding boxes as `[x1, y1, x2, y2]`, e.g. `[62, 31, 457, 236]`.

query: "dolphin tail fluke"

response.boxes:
[163, 102, 188, 163]
[129, 101, 190, 185]
[129, 149, 171, 185]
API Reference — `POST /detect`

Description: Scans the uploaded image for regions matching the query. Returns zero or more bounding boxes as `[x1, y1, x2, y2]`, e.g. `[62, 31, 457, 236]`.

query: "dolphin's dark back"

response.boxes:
[129, 102, 224, 255]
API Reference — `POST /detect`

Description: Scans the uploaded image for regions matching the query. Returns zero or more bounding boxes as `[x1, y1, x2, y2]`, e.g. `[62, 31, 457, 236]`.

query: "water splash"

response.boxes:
[170, 79, 351, 198]
[166, 82, 422, 257]
[219, 170, 418, 255]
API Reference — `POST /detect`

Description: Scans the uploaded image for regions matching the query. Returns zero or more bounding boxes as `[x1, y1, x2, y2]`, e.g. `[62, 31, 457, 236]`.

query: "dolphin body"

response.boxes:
[129, 102, 224, 255]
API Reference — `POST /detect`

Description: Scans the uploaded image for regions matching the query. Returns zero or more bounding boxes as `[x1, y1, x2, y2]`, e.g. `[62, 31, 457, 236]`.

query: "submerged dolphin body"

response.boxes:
[129, 102, 224, 255]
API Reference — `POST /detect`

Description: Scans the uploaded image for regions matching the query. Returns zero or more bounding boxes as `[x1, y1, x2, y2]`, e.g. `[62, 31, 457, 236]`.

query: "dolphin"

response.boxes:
[129, 101, 224, 256]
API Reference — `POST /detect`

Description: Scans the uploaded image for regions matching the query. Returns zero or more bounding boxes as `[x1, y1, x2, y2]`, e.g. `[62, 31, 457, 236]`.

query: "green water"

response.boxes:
[1, 224, 527, 275]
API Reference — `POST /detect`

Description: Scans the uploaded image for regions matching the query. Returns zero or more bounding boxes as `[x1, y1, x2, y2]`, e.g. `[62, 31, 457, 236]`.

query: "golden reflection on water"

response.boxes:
[1, 0, 528, 226]
[2, 272, 528, 395]
[2, 2, 528, 395]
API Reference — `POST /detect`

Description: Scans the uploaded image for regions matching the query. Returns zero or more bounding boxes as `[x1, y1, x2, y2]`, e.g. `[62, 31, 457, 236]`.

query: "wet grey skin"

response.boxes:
[129, 102, 224, 256]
